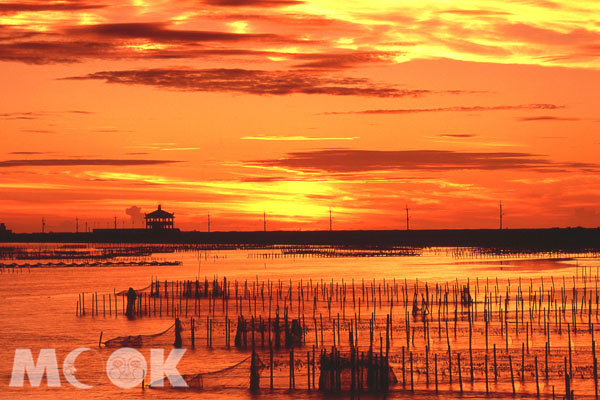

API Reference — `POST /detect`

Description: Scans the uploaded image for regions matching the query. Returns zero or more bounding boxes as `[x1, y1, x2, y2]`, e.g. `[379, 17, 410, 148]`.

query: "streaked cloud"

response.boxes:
[67, 22, 286, 43]
[241, 135, 359, 141]
[519, 116, 581, 122]
[251, 149, 598, 173]
[8, 151, 51, 155]
[437, 134, 477, 138]
[327, 104, 563, 115]
[0, 1, 106, 13]
[0, 111, 92, 119]
[64, 67, 439, 97]
[202, 0, 303, 6]
[0, 159, 179, 168]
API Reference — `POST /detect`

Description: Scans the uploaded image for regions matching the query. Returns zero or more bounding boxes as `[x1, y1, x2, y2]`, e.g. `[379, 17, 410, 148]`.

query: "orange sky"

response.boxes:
[1, 0, 600, 232]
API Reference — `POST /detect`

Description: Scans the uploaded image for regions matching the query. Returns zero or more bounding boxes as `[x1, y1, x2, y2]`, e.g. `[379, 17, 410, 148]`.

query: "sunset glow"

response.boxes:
[1, 0, 600, 232]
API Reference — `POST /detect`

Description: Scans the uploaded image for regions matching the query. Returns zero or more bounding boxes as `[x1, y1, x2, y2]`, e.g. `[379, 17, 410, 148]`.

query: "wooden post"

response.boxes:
[509, 355, 516, 396]
[485, 353, 489, 395]
[191, 318, 195, 349]
[270, 341, 274, 390]
[535, 355, 540, 398]
[458, 353, 463, 394]
[402, 346, 405, 386]
[435, 353, 438, 393]
[494, 344, 498, 381]
[521, 342, 525, 381]
[289, 348, 295, 389]
[307, 351, 310, 390]
[545, 341, 549, 380]
[595, 355, 599, 400]
[410, 351, 414, 392]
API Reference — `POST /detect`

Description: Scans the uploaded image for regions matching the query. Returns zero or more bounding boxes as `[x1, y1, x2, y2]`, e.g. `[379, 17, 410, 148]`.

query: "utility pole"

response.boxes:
[85, 222, 88, 233]
[42, 217, 45, 233]
[406, 205, 409, 231]
[329, 207, 332, 232]
[263, 211, 266, 232]
[76, 217, 79, 233]
[207, 213, 211, 233]
[499, 201, 503, 230]
[114, 216, 117, 230]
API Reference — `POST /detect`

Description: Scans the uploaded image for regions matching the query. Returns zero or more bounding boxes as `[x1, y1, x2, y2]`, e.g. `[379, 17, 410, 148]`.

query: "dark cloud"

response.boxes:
[519, 116, 580, 121]
[203, 0, 303, 6]
[0, 39, 330, 64]
[68, 22, 284, 43]
[64, 68, 435, 97]
[327, 104, 562, 115]
[0, 39, 179, 64]
[0, 1, 105, 13]
[291, 51, 396, 69]
[250, 149, 597, 173]
[0, 159, 179, 168]
[125, 205, 145, 226]
[0, 22, 296, 64]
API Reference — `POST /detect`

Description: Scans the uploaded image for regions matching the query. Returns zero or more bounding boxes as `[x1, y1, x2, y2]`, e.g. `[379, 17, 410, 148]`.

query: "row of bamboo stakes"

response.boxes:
[81, 265, 600, 397]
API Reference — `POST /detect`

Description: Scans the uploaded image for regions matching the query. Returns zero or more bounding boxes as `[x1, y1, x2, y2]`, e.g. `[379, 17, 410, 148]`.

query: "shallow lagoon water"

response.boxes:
[0, 244, 596, 399]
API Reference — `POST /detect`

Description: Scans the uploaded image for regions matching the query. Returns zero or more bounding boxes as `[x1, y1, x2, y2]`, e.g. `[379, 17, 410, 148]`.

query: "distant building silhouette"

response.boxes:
[0, 223, 12, 235]
[145, 204, 175, 231]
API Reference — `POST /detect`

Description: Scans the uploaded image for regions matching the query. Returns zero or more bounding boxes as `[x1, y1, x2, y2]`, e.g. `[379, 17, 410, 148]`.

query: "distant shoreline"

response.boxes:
[1, 227, 599, 250]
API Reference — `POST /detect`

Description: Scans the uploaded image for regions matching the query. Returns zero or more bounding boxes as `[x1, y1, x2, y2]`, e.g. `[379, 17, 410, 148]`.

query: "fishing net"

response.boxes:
[117, 278, 225, 299]
[115, 284, 152, 296]
[102, 321, 199, 348]
[149, 354, 265, 390]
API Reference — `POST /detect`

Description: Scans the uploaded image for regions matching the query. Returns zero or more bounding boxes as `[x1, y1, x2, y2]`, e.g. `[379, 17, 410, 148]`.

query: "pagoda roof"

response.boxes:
[145, 205, 174, 218]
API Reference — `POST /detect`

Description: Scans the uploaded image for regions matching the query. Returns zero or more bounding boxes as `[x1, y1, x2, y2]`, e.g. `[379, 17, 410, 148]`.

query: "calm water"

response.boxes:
[0, 244, 596, 399]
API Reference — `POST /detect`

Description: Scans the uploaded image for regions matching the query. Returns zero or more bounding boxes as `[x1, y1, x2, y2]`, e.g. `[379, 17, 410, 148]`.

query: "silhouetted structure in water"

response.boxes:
[250, 349, 260, 392]
[234, 313, 303, 350]
[285, 319, 303, 348]
[125, 287, 137, 319]
[174, 318, 182, 348]
[0, 223, 11, 239]
[319, 348, 397, 393]
[145, 204, 175, 231]
[460, 285, 473, 305]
